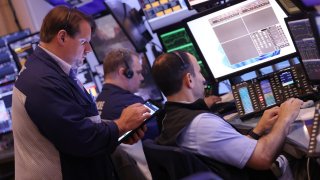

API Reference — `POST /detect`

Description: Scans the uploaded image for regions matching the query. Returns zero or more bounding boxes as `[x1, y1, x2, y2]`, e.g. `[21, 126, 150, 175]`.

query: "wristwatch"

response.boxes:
[248, 129, 261, 140]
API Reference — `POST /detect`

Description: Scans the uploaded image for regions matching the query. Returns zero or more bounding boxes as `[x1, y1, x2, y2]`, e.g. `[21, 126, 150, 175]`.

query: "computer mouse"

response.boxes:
[301, 100, 315, 109]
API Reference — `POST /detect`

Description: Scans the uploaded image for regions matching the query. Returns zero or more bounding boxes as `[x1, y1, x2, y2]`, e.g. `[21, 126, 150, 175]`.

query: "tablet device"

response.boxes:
[118, 101, 160, 143]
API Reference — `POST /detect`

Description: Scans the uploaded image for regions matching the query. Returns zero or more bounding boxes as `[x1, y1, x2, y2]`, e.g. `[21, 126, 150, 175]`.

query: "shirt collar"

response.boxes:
[38, 45, 72, 75]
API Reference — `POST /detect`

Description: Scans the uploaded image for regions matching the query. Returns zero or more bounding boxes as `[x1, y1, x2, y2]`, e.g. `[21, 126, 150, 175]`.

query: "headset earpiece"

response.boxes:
[172, 51, 189, 70]
[123, 68, 134, 79]
[122, 51, 134, 79]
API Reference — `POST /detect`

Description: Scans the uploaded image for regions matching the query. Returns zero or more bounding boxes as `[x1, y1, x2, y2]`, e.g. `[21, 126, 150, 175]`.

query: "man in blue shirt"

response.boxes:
[151, 51, 303, 179]
[96, 48, 154, 180]
[12, 6, 149, 180]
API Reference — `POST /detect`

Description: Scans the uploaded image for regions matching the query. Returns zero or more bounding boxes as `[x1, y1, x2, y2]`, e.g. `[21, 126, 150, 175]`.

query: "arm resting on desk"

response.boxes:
[246, 98, 303, 170]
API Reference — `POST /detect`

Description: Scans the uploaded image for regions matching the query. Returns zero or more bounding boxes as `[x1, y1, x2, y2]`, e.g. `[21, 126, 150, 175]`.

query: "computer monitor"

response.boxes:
[185, 0, 212, 10]
[185, 0, 234, 12]
[91, 14, 163, 101]
[0, 29, 31, 46]
[0, 29, 31, 84]
[9, 33, 40, 70]
[0, 29, 31, 135]
[156, 23, 214, 82]
[104, 1, 152, 53]
[185, 0, 296, 81]
[45, 0, 107, 18]
[76, 63, 100, 98]
[276, 0, 302, 15]
[91, 14, 135, 63]
[138, 0, 196, 32]
[285, 15, 320, 84]
[0, 99, 11, 134]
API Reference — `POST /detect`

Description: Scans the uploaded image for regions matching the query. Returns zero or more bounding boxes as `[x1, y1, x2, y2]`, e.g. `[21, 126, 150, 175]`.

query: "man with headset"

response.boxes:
[96, 48, 153, 180]
[12, 6, 150, 179]
[151, 51, 303, 179]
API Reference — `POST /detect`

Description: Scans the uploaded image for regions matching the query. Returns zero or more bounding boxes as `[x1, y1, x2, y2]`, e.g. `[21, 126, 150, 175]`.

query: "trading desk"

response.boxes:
[225, 106, 318, 158]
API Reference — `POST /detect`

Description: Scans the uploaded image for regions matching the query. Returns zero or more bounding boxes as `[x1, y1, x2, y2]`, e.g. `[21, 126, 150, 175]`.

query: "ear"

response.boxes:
[118, 67, 126, 77]
[185, 73, 194, 88]
[57, 30, 67, 45]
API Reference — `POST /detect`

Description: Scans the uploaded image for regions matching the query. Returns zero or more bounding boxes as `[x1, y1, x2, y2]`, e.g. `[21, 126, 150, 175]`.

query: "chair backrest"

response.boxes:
[142, 139, 212, 180]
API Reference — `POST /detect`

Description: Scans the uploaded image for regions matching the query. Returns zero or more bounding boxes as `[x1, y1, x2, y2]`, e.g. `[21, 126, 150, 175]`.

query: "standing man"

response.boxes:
[96, 48, 154, 180]
[151, 51, 303, 179]
[12, 6, 149, 180]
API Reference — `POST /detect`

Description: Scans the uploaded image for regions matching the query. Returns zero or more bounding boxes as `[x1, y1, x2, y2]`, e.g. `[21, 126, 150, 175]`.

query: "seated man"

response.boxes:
[151, 51, 303, 179]
[96, 48, 155, 180]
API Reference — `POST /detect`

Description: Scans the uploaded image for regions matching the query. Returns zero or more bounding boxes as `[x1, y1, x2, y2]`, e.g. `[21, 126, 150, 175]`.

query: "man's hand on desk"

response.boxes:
[278, 98, 303, 124]
[253, 98, 303, 136]
[204, 95, 221, 108]
[255, 107, 279, 135]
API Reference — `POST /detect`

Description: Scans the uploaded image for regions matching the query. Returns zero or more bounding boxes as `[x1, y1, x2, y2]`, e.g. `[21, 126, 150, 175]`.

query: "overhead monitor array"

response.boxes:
[0, 29, 31, 135]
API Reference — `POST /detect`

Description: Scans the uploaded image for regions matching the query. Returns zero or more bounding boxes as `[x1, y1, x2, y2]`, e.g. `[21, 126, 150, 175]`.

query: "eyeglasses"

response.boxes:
[78, 38, 90, 46]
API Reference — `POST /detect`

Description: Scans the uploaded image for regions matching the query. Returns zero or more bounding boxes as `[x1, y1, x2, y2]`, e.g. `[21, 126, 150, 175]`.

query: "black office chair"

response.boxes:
[142, 139, 215, 180]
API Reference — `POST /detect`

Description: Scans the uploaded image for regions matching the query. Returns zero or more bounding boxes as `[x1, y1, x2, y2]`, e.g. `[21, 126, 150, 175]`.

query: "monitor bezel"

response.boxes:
[184, 0, 297, 82]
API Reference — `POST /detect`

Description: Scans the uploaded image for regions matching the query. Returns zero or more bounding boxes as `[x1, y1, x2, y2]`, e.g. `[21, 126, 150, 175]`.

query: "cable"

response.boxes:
[307, 157, 310, 180]
[122, 2, 127, 24]
[149, 41, 163, 52]
[8, 0, 22, 31]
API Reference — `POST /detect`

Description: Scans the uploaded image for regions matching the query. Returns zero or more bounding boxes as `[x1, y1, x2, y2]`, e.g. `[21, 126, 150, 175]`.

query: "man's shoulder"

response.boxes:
[193, 113, 229, 127]
[99, 84, 144, 103]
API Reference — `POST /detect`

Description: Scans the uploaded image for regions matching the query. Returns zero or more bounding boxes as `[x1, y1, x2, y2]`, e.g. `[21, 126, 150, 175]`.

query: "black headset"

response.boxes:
[120, 50, 134, 79]
[123, 59, 134, 79]
[171, 51, 189, 71]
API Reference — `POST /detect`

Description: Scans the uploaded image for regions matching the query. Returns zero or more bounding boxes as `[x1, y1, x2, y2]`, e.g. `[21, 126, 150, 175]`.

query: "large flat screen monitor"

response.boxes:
[157, 23, 214, 82]
[0, 29, 31, 85]
[9, 33, 40, 70]
[104, 1, 152, 53]
[76, 62, 100, 98]
[285, 15, 320, 84]
[186, 0, 296, 81]
[91, 14, 163, 101]
[91, 14, 134, 63]
[0, 29, 31, 135]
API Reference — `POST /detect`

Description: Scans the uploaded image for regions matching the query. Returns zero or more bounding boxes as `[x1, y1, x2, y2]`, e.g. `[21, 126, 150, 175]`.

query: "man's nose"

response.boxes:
[84, 43, 92, 53]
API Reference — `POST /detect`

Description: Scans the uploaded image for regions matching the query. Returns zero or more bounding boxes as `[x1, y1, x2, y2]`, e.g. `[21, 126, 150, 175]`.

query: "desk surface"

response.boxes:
[226, 108, 315, 155]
